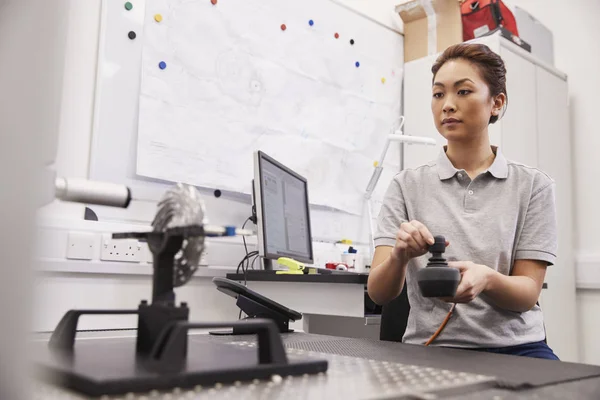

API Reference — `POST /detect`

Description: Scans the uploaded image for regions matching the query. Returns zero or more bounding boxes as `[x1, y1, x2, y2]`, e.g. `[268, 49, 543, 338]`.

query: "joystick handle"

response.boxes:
[417, 235, 460, 298]
[429, 235, 446, 255]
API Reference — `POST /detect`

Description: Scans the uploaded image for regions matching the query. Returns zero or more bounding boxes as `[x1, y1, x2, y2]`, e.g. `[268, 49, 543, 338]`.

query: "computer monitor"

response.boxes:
[253, 151, 314, 270]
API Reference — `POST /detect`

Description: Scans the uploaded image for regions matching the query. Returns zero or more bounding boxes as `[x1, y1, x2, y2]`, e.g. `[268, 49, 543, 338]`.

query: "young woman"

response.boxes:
[367, 43, 559, 360]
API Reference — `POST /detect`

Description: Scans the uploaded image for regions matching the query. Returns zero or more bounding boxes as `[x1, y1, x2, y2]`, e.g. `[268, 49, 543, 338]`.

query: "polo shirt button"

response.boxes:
[458, 173, 463, 178]
[468, 190, 474, 195]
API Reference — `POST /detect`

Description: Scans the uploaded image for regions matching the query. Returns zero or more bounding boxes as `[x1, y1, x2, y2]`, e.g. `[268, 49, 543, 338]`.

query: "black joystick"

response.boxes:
[416, 235, 461, 298]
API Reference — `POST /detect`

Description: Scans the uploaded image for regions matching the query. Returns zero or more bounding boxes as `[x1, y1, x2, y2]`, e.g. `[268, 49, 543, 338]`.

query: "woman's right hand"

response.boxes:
[392, 220, 440, 262]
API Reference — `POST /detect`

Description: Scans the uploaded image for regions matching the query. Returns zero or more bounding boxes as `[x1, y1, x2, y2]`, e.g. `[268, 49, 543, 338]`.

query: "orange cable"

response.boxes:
[424, 303, 456, 346]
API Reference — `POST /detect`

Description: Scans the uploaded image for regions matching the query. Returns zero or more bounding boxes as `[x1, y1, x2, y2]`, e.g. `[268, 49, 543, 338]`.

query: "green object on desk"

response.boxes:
[276, 257, 305, 275]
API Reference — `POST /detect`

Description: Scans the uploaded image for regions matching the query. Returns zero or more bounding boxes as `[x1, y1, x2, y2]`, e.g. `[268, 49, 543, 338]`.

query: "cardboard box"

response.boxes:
[396, 0, 463, 62]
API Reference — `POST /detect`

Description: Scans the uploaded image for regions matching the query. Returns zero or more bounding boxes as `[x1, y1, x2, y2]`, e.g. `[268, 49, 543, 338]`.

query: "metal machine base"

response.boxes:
[36, 329, 326, 397]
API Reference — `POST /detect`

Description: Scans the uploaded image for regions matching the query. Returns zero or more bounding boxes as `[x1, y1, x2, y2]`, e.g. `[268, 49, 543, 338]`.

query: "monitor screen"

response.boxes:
[254, 151, 313, 264]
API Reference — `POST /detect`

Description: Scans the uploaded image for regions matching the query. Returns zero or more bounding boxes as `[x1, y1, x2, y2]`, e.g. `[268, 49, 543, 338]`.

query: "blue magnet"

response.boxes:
[309, 19, 314, 26]
[159, 61, 167, 69]
[355, 61, 360, 68]
[225, 226, 236, 236]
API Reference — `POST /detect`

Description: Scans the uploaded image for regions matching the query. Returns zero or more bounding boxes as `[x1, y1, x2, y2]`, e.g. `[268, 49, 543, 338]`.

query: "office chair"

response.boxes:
[379, 284, 410, 342]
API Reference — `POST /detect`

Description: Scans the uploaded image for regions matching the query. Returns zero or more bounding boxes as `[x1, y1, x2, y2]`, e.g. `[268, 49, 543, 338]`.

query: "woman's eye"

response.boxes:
[433, 93, 443, 99]
[458, 89, 471, 95]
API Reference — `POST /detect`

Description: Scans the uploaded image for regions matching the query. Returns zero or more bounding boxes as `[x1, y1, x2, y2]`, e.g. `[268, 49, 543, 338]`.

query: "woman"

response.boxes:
[367, 43, 559, 360]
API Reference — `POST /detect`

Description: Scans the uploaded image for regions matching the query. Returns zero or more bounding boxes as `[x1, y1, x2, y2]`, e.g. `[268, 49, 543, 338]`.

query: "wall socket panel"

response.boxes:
[100, 234, 142, 263]
[66, 232, 95, 260]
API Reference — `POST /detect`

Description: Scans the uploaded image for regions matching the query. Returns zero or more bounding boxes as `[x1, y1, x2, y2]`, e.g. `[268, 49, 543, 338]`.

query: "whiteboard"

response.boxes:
[88, 0, 403, 243]
[136, 0, 403, 215]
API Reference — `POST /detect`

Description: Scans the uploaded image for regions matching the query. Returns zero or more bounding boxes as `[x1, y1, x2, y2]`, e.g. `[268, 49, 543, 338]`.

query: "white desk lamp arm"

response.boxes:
[365, 124, 437, 262]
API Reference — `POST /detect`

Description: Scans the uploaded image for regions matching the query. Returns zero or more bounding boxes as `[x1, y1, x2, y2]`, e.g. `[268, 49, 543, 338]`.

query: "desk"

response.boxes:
[226, 272, 380, 338]
[35, 330, 600, 399]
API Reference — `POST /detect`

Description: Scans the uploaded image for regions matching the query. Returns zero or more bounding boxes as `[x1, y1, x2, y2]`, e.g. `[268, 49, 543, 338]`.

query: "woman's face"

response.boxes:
[431, 59, 501, 143]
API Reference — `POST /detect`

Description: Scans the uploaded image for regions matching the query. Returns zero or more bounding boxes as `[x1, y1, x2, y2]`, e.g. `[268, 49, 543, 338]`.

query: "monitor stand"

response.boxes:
[262, 257, 274, 271]
[244, 257, 276, 274]
[209, 294, 293, 335]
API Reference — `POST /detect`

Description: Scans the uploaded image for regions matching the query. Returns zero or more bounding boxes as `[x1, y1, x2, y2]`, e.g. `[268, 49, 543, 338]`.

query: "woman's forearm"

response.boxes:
[484, 270, 541, 313]
[367, 253, 409, 305]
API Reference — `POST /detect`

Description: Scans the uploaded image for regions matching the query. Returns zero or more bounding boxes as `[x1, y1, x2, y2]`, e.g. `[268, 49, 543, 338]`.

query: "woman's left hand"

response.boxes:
[441, 261, 494, 303]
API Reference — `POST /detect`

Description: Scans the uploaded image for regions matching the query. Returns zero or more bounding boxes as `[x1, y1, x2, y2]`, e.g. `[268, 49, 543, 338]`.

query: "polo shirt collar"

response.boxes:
[436, 145, 508, 180]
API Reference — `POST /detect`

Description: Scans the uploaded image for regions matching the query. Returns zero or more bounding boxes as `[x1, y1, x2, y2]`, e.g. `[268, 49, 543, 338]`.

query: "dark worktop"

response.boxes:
[226, 270, 368, 284]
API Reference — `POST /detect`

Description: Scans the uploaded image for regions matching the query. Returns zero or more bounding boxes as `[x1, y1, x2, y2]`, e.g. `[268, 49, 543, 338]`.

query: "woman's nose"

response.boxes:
[443, 101, 456, 113]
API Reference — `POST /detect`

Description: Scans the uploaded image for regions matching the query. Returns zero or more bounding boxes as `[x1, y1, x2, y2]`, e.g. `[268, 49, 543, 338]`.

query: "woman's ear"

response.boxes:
[492, 93, 507, 117]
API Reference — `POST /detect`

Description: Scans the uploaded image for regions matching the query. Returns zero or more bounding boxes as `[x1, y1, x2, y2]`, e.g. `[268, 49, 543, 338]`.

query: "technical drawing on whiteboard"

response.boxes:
[136, 0, 403, 215]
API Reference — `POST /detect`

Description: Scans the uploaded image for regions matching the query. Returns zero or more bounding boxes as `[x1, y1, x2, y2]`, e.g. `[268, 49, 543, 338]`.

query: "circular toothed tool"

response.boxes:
[152, 183, 207, 287]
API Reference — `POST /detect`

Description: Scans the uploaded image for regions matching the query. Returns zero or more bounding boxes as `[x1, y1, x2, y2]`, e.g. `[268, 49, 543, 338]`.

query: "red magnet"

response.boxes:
[334, 32, 339, 39]
[211, 0, 217, 4]
[281, 24, 287, 31]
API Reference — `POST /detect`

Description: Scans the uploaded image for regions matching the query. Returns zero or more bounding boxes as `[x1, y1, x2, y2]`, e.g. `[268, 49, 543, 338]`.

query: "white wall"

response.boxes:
[337, 0, 403, 31]
[503, 0, 600, 366]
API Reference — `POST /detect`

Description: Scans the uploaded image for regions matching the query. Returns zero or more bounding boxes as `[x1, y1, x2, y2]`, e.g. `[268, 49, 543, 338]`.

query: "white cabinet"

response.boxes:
[499, 46, 538, 168]
[535, 66, 577, 361]
[402, 32, 578, 362]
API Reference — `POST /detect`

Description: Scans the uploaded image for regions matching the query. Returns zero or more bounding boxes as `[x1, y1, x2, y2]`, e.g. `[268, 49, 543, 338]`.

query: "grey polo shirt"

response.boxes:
[374, 146, 557, 348]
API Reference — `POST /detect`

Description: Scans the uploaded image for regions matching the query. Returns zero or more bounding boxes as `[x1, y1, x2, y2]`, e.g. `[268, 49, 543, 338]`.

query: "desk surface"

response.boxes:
[226, 271, 368, 284]
[35, 330, 600, 399]
[225, 272, 549, 289]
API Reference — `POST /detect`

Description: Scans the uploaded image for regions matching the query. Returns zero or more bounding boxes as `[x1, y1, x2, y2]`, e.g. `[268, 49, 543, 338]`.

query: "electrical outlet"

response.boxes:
[100, 234, 142, 263]
[66, 232, 95, 260]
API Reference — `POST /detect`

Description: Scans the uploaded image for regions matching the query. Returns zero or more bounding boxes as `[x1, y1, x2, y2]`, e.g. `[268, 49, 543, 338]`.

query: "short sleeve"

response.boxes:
[373, 177, 408, 248]
[515, 182, 558, 266]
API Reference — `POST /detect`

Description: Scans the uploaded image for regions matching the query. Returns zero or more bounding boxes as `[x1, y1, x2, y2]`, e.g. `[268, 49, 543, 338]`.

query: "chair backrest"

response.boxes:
[379, 284, 410, 342]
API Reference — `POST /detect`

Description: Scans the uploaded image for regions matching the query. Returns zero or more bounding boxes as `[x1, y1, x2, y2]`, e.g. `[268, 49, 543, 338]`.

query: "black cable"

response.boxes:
[239, 254, 260, 320]
[237, 216, 256, 320]
[235, 251, 257, 320]
[236, 251, 258, 274]
[242, 216, 251, 258]
[244, 254, 260, 287]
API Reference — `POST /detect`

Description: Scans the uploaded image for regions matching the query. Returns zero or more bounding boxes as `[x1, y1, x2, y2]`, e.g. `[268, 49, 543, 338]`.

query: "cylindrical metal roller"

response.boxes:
[55, 177, 131, 208]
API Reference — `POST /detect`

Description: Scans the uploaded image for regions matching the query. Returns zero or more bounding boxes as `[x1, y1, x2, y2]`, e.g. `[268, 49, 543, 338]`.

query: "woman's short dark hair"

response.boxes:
[431, 43, 507, 124]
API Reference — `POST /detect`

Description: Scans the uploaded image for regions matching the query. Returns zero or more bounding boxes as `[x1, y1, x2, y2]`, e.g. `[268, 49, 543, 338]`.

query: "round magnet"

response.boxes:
[128, 31, 136, 40]
[214, 189, 222, 198]
[350, 39, 355, 45]
[124, 2, 133, 10]
[159, 61, 167, 70]
[281, 24, 287, 31]
[381, 77, 386, 84]
[211, 0, 217, 4]
[154, 14, 163, 22]
[309, 20, 314, 26]
[355, 61, 360, 68]
[334, 32, 339, 39]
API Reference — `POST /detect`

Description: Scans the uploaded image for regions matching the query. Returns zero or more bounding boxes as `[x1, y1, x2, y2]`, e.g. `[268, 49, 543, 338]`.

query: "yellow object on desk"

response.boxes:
[276, 257, 305, 274]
